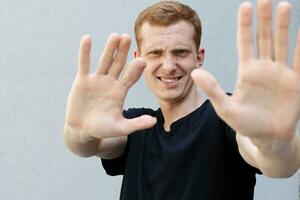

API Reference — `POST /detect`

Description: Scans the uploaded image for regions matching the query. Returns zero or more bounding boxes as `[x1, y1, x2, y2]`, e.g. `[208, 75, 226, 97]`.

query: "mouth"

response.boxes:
[156, 76, 183, 83]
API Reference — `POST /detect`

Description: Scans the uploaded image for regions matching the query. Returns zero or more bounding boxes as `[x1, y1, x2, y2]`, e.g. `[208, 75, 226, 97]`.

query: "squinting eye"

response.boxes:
[174, 50, 189, 56]
[150, 51, 161, 55]
[147, 50, 162, 57]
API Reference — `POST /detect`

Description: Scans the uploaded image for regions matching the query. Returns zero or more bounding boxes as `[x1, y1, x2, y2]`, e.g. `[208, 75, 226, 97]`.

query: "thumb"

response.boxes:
[123, 115, 157, 135]
[191, 68, 231, 118]
[121, 58, 146, 89]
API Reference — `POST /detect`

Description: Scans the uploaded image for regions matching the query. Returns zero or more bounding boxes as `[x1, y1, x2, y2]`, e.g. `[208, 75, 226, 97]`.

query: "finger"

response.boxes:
[121, 115, 157, 135]
[293, 29, 300, 73]
[191, 68, 231, 119]
[237, 2, 254, 62]
[121, 58, 147, 89]
[77, 35, 91, 75]
[274, 2, 291, 64]
[257, 0, 274, 60]
[109, 34, 131, 78]
[96, 33, 121, 75]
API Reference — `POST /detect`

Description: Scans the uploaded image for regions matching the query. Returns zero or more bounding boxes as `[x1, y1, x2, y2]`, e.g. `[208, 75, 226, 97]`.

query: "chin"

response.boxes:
[155, 92, 185, 103]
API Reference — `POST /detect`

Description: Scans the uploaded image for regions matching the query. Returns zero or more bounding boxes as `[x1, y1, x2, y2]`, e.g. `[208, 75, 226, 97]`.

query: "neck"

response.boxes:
[159, 87, 205, 132]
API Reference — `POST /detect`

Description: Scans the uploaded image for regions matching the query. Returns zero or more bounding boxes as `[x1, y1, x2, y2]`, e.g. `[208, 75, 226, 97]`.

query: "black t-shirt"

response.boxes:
[101, 100, 261, 200]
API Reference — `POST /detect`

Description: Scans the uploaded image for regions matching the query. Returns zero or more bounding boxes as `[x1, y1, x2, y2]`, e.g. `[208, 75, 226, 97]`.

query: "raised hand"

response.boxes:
[64, 34, 156, 142]
[192, 0, 300, 141]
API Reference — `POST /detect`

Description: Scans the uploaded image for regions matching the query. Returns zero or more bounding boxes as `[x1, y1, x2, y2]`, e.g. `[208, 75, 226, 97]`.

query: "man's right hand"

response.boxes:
[64, 33, 156, 147]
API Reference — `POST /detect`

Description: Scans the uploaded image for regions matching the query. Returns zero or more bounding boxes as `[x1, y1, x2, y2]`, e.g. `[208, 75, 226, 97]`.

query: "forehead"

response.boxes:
[139, 21, 195, 50]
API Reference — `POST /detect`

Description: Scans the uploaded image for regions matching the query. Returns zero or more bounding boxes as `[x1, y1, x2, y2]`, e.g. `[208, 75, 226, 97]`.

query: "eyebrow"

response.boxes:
[145, 48, 163, 54]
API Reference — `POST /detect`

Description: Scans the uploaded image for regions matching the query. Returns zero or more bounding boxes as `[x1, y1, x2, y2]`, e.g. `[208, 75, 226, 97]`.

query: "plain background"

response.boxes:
[0, 0, 299, 199]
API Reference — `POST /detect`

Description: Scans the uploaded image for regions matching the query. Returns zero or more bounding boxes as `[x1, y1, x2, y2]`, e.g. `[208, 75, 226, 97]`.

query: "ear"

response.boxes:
[134, 50, 140, 58]
[196, 48, 205, 67]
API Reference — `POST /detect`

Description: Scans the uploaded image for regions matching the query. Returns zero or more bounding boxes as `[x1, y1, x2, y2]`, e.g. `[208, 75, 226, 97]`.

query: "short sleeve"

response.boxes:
[100, 109, 139, 176]
[101, 138, 130, 176]
[225, 123, 262, 175]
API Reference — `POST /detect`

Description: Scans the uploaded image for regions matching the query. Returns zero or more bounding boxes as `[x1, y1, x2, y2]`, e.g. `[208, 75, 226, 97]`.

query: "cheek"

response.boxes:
[143, 64, 152, 77]
[178, 62, 197, 74]
[178, 56, 198, 68]
[143, 60, 158, 76]
[143, 68, 155, 86]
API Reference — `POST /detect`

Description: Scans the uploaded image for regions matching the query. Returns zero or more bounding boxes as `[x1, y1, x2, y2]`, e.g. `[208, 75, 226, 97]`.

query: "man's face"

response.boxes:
[137, 21, 204, 104]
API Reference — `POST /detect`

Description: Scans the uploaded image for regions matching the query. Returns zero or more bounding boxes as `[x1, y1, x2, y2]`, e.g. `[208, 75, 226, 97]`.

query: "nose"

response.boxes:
[161, 53, 176, 72]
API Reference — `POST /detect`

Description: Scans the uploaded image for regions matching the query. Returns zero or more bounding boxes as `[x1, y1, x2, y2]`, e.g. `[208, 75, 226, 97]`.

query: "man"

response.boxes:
[63, 0, 300, 199]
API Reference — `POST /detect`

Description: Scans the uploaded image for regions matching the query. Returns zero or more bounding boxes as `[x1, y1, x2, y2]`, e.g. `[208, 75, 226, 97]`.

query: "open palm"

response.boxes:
[65, 34, 156, 140]
[192, 0, 300, 141]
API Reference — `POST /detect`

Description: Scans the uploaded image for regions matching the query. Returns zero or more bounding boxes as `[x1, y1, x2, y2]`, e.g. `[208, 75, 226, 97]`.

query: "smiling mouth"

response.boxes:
[157, 76, 183, 83]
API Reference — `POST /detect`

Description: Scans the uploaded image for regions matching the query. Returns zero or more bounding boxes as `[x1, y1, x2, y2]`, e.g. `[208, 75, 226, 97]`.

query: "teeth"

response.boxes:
[160, 77, 180, 83]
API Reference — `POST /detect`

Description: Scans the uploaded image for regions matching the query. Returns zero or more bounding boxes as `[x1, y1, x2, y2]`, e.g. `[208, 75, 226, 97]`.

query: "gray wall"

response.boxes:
[0, 0, 299, 199]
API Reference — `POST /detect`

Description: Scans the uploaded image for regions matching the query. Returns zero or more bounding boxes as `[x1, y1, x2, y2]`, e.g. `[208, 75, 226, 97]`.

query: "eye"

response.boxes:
[147, 50, 162, 57]
[173, 49, 189, 57]
[150, 50, 162, 55]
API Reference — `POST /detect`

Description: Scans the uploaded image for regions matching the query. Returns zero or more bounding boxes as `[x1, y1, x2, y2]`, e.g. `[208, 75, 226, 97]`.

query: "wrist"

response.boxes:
[63, 123, 101, 157]
[64, 123, 98, 143]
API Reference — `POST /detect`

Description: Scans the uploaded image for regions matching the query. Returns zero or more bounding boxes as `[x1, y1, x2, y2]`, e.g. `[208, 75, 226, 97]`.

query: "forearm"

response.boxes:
[62, 123, 100, 158]
[251, 134, 300, 178]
